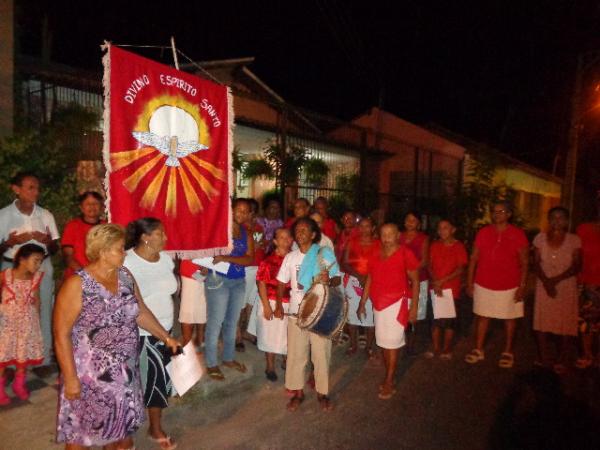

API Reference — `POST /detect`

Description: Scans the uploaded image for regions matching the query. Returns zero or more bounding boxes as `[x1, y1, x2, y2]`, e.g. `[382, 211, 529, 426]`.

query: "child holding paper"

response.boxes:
[426, 219, 468, 359]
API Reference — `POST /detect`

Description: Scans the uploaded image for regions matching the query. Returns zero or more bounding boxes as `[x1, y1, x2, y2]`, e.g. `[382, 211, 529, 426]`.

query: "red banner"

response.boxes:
[102, 45, 232, 256]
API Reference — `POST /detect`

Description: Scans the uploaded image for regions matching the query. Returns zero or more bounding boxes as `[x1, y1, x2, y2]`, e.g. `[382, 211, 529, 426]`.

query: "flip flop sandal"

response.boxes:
[287, 394, 304, 411]
[378, 382, 395, 392]
[498, 352, 514, 369]
[223, 360, 247, 373]
[553, 363, 567, 375]
[440, 353, 452, 360]
[337, 333, 350, 346]
[378, 386, 397, 400]
[206, 366, 225, 381]
[575, 358, 593, 369]
[317, 394, 334, 411]
[149, 435, 177, 450]
[345, 346, 358, 356]
[465, 349, 485, 364]
[235, 342, 246, 352]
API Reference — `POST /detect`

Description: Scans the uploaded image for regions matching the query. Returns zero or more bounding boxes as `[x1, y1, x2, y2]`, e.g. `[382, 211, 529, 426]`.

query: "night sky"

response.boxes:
[16, 0, 600, 175]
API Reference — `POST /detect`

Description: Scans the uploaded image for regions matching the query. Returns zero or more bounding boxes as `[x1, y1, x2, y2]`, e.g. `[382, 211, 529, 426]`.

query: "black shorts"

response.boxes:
[139, 335, 172, 408]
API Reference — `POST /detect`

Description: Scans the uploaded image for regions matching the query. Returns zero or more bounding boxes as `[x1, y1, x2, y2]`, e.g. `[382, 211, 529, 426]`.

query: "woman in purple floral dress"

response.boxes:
[53, 224, 180, 449]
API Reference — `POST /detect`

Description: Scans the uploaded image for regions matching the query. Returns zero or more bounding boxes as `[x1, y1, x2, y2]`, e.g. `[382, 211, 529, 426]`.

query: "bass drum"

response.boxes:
[297, 283, 348, 339]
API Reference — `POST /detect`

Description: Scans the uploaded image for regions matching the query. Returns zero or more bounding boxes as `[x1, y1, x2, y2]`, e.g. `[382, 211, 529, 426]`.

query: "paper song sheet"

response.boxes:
[192, 257, 230, 275]
[430, 288, 456, 319]
[166, 341, 204, 396]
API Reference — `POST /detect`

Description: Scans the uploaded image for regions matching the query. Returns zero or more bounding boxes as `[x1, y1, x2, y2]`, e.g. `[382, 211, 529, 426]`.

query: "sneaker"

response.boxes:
[265, 370, 278, 382]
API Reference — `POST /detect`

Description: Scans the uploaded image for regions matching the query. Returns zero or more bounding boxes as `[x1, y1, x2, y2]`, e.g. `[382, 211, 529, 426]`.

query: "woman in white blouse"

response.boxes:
[124, 217, 178, 450]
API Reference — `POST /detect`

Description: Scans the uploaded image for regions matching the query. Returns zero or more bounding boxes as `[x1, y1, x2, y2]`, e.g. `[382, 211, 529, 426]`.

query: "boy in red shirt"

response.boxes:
[427, 219, 468, 359]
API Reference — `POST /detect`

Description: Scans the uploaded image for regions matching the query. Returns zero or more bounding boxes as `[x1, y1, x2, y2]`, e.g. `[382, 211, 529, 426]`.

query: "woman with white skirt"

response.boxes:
[341, 217, 380, 356]
[255, 227, 293, 381]
[465, 201, 529, 369]
[179, 259, 207, 352]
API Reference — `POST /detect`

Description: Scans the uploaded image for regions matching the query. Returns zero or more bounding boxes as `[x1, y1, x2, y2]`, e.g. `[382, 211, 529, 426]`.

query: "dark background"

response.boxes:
[15, 0, 600, 175]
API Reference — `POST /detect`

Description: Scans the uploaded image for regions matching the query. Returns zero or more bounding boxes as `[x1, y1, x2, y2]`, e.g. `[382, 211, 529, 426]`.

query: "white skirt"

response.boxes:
[244, 266, 259, 306]
[345, 275, 374, 326]
[374, 300, 406, 349]
[473, 283, 523, 319]
[179, 276, 207, 324]
[255, 299, 288, 355]
[247, 300, 258, 336]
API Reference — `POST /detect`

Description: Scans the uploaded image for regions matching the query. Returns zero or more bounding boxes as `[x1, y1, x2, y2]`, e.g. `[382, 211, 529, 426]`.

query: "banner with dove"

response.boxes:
[102, 45, 233, 256]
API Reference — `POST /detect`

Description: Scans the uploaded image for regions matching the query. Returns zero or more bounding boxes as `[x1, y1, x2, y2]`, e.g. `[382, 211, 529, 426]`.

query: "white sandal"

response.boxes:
[498, 352, 514, 368]
[465, 349, 485, 364]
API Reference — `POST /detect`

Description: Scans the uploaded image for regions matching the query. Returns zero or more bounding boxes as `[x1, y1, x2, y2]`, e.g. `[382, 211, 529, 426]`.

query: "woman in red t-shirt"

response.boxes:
[254, 227, 293, 381]
[314, 197, 339, 241]
[60, 191, 105, 281]
[358, 223, 419, 400]
[399, 211, 430, 323]
[465, 201, 529, 368]
[575, 199, 600, 369]
[341, 217, 380, 357]
[335, 210, 358, 263]
[427, 219, 468, 359]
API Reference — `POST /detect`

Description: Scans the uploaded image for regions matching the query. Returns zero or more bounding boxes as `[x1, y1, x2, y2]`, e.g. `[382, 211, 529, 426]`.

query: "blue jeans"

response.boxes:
[204, 273, 246, 368]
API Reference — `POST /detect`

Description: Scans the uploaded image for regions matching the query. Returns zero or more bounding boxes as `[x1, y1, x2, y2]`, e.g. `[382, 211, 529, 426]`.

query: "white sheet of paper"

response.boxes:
[430, 288, 456, 319]
[165, 341, 204, 396]
[192, 257, 230, 275]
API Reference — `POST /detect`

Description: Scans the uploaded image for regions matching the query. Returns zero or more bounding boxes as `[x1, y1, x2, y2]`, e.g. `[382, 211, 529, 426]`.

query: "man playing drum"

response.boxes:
[358, 223, 420, 400]
[277, 217, 340, 412]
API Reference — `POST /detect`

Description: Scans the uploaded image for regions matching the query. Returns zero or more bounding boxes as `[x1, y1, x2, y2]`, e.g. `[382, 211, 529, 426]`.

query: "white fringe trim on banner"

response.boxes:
[101, 41, 112, 222]
[226, 86, 235, 254]
[165, 248, 233, 260]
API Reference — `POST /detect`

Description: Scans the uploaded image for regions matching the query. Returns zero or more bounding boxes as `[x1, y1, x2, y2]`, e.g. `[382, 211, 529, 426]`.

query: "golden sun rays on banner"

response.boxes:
[110, 95, 225, 216]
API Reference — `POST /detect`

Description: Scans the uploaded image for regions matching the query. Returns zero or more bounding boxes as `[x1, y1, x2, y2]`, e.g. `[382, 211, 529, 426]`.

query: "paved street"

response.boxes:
[1, 301, 599, 450]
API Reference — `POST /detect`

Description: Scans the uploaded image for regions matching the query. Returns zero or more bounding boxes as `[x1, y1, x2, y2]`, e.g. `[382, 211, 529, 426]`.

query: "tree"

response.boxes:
[240, 142, 330, 187]
[448, 148, 520, 245]
[0, 103, 100, 230]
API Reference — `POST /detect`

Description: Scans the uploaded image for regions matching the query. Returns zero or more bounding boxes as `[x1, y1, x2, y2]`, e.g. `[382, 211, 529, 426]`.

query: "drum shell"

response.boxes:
[297, 284, 347, 339]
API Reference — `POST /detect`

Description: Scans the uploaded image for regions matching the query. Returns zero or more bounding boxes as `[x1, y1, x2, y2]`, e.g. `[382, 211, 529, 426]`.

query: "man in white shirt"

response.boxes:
[277, 217, 340, 412]
[0, 172, 60, 366]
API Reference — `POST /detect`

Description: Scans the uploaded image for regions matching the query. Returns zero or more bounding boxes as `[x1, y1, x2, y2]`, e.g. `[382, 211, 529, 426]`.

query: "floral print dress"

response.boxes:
[56, 268, 144, 446]
[0, 269, 44, 368]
